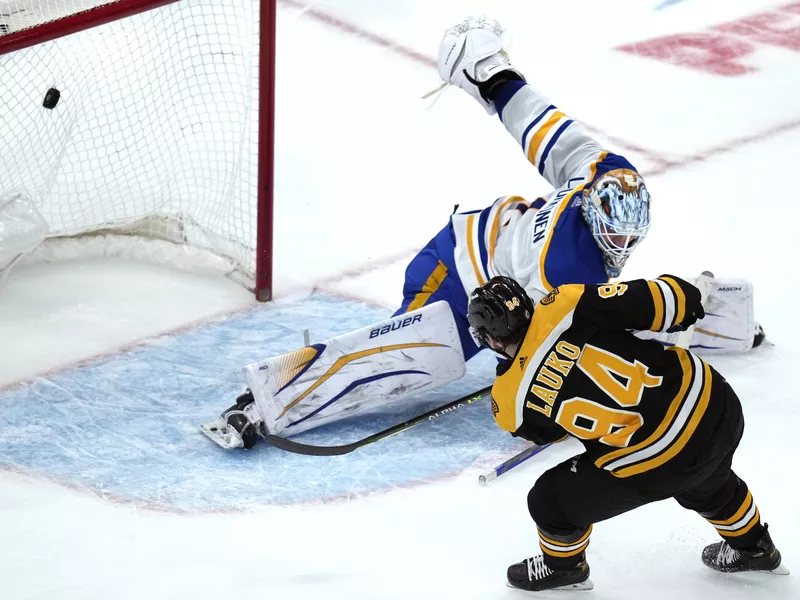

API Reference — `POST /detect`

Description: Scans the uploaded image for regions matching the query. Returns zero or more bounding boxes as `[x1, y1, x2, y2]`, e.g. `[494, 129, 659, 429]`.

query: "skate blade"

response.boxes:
[200, 420, 243, 450]
[506, 578, 594, 592]
[771, 564, 790, 576]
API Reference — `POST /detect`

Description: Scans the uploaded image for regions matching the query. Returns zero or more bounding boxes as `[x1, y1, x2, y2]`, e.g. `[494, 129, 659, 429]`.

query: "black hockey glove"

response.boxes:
[661, 274, 706, 333]
[513, 419, 567, 446]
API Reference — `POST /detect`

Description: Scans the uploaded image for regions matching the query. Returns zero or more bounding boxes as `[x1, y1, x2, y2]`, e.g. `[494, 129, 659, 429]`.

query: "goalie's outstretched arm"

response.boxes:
[436, 16, 613, 191]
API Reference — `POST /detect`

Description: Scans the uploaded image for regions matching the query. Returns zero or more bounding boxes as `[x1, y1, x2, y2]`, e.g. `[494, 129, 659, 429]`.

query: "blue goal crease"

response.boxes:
[0, 293, 511, 510]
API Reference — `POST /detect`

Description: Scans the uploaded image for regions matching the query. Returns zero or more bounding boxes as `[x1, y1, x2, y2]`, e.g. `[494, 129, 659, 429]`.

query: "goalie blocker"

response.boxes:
[201, 300, 466, 449]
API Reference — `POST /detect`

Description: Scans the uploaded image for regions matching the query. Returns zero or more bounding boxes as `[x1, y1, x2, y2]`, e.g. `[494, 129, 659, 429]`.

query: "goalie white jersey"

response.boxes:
[450, 81, 638, 304]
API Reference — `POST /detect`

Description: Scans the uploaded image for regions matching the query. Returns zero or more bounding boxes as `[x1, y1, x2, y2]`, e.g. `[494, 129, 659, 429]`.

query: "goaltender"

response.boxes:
[466, 275, 787, 592]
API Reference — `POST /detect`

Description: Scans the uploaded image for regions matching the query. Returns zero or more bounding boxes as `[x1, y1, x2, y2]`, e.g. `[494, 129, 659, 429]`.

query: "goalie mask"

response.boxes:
[582, 169, 651, 278]
[467, 276, 533, 356]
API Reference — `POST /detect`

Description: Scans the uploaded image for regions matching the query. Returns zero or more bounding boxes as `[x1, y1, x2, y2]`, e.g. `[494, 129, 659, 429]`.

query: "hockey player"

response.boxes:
[201, 17, 755, 450]
[466, 275, 786, 591]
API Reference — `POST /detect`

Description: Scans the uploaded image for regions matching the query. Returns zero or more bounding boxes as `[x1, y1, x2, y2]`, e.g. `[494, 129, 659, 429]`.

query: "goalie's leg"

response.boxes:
[204, 220, 476, 447]
[393, 221, 481, 360]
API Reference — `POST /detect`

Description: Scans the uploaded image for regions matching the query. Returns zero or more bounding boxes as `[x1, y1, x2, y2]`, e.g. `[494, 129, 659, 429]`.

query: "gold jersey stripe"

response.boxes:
[613, 360, 712, 477]
[707, 491, 753, 526]
[405, 260, 448, 313]
[465, 214, 486, 287]
[647, 280, 665, 332]
[528, 111, 565, 164]
[595, 347, 693, 469]
[487, 196, 526, 271]
[661, 276, 686, 329]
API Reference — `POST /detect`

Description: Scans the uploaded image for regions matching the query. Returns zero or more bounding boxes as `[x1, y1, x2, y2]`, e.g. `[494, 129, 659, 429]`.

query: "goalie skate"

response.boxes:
[200, 418, 245, 450]
[200, 390, 263, 450]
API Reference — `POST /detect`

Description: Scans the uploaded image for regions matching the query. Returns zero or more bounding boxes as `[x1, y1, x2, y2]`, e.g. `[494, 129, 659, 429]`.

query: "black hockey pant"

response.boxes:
[528, 377, 766, 570]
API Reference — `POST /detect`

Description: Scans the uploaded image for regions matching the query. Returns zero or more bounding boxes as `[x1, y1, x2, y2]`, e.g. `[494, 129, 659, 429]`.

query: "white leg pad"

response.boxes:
[244, 301, 466, 437]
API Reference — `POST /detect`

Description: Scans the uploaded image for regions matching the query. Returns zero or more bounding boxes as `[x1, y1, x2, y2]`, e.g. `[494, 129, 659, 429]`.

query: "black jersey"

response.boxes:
[491, 276, 721, 478]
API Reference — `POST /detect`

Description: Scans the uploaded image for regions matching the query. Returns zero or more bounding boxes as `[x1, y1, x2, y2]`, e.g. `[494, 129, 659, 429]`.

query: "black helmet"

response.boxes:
[467, 276, 533, 349]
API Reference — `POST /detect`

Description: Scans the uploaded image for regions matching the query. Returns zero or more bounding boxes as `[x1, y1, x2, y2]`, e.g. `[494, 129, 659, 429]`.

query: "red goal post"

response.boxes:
[0, 0, 276, 301]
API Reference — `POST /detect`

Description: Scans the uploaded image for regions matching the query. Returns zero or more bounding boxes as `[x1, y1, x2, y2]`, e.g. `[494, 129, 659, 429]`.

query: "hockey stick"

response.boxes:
[263, 386, 491, 456]
[478, 443, 551, 485]
[675, 271, 714, 349]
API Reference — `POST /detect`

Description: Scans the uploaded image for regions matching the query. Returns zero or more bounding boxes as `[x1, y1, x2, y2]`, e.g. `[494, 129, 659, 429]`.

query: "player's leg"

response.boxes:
[674, 379, 786, 574]
[507, 453, 655, 592]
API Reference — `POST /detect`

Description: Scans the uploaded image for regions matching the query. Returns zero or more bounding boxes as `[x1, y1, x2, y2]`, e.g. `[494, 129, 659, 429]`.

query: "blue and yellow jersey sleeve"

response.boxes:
[494, 80, 605, 190]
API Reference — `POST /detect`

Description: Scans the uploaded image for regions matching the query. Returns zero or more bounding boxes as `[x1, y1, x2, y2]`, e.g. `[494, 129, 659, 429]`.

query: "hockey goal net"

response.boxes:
[0, 0, 275, 299]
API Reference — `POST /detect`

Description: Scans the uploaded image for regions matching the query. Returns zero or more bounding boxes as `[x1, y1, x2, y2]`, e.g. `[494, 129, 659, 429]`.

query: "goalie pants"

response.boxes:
[528, 370, 767, 570]
[394, 221, 482, 360]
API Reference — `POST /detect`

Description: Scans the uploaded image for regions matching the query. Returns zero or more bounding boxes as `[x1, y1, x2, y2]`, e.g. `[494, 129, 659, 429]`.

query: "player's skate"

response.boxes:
[200, 389, 264, 450]
[702, 524, 789, 575]
[506, 555, 593, 592]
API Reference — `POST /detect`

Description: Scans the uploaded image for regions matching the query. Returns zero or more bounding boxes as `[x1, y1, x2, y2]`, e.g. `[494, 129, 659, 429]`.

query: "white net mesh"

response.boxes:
[0, 0, 263, 289]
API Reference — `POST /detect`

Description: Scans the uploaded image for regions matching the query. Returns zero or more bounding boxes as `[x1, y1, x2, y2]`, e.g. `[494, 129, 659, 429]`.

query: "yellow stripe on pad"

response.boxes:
[278, 342, 448, 418]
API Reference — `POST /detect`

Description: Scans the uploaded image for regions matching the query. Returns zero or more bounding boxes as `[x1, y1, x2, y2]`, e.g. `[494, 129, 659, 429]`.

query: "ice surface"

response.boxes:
[0, 293, 519, 509]
[2, 0, 800, 598]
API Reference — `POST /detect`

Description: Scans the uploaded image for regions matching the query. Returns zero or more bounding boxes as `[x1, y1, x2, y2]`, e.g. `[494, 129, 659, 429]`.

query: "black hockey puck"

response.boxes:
[43, 87, 60, 109]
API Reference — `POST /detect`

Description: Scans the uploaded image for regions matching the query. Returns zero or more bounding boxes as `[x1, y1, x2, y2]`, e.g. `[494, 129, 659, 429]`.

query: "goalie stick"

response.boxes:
[263, 386, 491, 456]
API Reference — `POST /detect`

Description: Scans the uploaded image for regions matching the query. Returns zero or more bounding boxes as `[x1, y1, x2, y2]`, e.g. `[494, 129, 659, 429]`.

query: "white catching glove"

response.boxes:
[436, 16, 525, 115]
